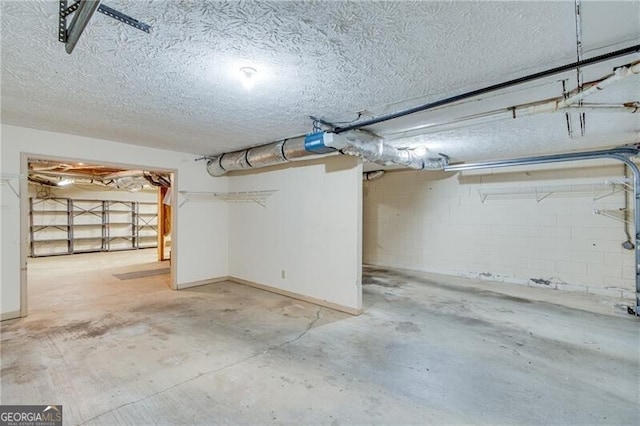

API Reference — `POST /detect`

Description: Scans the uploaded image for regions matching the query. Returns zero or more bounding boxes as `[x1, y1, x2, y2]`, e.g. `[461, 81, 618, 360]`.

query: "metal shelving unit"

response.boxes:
[29, 197, 158, 257]
[29, 198, 72, 257]
[106, 200, 136, 251]
[71, 199, 106, 253]
[136, 201, 159, 249]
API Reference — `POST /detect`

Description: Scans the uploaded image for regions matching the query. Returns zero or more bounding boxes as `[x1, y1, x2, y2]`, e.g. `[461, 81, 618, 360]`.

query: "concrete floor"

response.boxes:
[1, 250, 638, 425]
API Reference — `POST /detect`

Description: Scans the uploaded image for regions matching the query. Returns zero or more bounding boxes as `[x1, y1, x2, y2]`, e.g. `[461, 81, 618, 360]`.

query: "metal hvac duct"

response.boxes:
[206, 131, 448, 177]
[207, 136, 311, 177]
[338, 131, 448, 170]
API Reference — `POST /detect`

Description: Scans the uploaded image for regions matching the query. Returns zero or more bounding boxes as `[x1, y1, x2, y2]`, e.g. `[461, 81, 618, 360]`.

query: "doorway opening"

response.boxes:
[23, 156, 176, 317]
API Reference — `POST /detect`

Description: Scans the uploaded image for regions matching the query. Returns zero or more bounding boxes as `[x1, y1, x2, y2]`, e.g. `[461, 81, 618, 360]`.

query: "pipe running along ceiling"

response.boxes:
[28, 160, 171, 191]
[206, 55, 639, 177]
[206, 131, 449, 177]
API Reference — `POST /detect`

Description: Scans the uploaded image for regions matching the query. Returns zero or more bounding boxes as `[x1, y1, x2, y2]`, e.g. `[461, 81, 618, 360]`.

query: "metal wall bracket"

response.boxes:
[0, 174, 22, 199]
[476, 179, 630, 204]
[178, 190, 278, 208]
[58, 0, 72, 42]
[59, 0, 151, 53]
[96, 4, 151, 33]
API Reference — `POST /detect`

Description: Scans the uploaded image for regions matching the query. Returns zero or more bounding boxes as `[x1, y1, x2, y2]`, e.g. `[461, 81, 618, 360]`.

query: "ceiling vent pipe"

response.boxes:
[338, 131, 448, 170]
[206, 135, 319, 177]
[206, 131, 448, 177]
[332, 45, 640, 134]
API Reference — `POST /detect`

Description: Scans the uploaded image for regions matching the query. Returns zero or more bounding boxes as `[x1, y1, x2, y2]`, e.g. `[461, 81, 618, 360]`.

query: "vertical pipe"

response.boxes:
[609, 155, 640, 315]
[621, 165, 634, 248]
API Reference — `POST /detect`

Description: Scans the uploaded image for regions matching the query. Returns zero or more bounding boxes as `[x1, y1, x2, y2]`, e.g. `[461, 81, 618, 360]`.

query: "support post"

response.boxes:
[158, 186, 167, 261]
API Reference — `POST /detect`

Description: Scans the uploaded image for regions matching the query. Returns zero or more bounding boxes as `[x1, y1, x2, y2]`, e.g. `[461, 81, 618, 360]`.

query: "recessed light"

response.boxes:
[239, 66, 258, 90]
[57, 178, 74, 186]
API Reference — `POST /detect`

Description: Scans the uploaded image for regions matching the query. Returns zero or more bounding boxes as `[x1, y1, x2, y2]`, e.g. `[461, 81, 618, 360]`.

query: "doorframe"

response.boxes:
[19, 152, 178, 317]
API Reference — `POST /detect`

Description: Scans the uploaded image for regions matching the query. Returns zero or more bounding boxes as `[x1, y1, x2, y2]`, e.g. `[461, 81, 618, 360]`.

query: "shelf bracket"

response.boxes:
[535, 189, 553, 202]
[59, 0, 151, 54]
[178, 190, 277, 208]
[1, 174, 21, 198]
[96, 4, 152, 33]
[593, 208, 631, 224]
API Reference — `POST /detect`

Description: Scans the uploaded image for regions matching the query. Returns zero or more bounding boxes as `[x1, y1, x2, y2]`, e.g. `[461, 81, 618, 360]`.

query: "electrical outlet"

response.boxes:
[281, 270, 286, 279]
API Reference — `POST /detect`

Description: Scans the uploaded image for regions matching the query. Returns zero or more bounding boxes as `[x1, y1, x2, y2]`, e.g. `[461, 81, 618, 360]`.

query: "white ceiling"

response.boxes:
[1, 1, 639, 163]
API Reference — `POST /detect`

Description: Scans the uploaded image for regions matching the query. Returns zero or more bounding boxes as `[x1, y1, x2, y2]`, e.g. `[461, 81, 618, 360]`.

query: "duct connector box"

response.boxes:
[304, 132, 348, 154]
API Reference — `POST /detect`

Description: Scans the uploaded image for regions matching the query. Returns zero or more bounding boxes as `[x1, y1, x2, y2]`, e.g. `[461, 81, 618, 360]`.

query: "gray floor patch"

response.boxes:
[113, 268, 170, 280]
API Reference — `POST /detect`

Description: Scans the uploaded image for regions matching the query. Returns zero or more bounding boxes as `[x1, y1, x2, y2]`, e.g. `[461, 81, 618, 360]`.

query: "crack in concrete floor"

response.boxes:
[3, 251, 638, 424]
[77, 308, 324, 425]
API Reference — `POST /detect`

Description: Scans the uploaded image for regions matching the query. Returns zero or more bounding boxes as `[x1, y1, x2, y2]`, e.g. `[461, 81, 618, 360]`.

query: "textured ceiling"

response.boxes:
[1, 0, 639, 162]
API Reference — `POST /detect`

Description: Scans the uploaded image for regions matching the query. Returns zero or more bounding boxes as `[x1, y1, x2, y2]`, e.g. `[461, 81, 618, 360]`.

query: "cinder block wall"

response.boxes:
[363, 159, 635, 299]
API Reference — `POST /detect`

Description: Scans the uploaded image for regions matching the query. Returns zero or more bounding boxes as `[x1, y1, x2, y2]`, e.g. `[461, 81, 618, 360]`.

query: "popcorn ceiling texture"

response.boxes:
[1, 1, 638, 159]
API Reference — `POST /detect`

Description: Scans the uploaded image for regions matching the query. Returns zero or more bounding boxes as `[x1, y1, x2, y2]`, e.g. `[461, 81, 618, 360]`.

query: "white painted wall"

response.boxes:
[363, 160, 635, 299]
[228, 156, 363, 312]
[1, 125, 229, 318]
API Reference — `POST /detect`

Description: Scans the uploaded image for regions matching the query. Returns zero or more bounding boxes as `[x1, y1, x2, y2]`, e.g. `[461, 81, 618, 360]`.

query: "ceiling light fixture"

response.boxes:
[412, 146, 428, 157]
[57, 178, 74, 186]
[239, 67, 258, 90]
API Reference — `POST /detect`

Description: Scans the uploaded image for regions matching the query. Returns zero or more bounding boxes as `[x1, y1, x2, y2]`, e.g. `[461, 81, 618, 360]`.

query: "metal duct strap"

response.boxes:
[339, 130, 448, 170]
[206, 156, 226, 177]
[206, 136, 317, 177]
[221, 151, 251, 170]
[247, 141, 287, 166]
[304, 132, 336, 154]
[282, 137, 309, 160]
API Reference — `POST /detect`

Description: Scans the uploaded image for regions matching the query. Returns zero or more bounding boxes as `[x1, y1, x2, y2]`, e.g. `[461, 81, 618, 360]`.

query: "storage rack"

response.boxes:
[476, 179, 630, 203]
[29, 197, 158, 257]
[178, 190, 277, 208]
